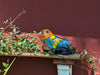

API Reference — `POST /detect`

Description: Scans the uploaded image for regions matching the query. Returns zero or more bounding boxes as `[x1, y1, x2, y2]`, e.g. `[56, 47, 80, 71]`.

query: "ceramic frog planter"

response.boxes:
[38, 29, 75, 55]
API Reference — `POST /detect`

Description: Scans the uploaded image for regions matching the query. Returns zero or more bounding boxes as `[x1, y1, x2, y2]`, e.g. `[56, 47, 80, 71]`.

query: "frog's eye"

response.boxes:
[45, 30, 49, 33]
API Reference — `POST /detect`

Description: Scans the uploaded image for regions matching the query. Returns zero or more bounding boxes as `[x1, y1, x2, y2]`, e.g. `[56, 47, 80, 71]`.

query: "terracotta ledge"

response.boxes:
[1, 52, 80, 60]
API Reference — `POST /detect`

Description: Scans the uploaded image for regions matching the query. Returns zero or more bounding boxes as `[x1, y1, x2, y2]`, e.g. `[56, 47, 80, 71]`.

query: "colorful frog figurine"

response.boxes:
[38, 29, 75, 55]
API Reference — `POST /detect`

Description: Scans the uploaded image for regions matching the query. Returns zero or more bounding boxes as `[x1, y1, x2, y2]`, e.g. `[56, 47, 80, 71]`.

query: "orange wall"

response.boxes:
[0, 0, 100, 75]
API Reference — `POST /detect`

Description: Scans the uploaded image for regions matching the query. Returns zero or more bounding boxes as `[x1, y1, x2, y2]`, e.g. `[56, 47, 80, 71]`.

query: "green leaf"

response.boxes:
[13, 28, 16, 34]
[7, 59, 9, 64]
[82, 50, 88, 57]
[71, 47, 76, 50]
[88, 58, 93, 65]
[3, 19, 8, 24]
[16, 27, 19, 29]
[75, 50, 80, 54]
[84, 50, 88, 55]
[78, 57, 81, 61]
[18, 42, 22, 46]
[18, 53, 21, 57]
[0, 50, 3, 55]
[0, 27, 4, 30]
[16, 30, 20, 34]
[10, 32, 13, 35]
[81, 52, 83, 55]
[0, 70, 4, 74]
[33, 31, 37, 34]
[88, 61, 93, 65]
[29, 40, 32, 42]
[2, 62, 9, 68]
[18, 48, 21, 52]
[83, 59, 88, 61]
[2, 49, 7, 53]
[43, 52, 47, 55]
[93, 67, 97, 70]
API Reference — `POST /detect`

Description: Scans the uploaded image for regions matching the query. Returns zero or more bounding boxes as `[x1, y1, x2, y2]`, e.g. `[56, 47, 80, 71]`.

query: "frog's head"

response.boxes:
[38, 29, 53, 40]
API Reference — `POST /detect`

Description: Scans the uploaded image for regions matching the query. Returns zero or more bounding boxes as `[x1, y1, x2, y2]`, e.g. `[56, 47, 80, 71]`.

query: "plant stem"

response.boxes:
[2, 10, 26, 33]
[3, 57, 16, 75]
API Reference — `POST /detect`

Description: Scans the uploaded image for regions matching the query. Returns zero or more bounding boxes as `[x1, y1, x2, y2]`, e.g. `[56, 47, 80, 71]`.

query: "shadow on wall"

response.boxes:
[73, 61, 95, 75]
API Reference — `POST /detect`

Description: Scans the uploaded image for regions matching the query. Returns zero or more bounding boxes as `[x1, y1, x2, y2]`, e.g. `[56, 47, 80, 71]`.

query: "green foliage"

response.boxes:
[76, 50, 99, 70]
[0, 9, 40, 75]
[33, 31, 38, 34]
[0, 50, 3, 55]
[0, 21, 40, 54]
[82, 50, 88, 57]
[0, 70, 4, 74]
[83, 59, 88, 61]
[2, 62, 9, 68]
[3, 19, 8, 24]
[0, 58, 16, 75]
[0, 59, 9, 74]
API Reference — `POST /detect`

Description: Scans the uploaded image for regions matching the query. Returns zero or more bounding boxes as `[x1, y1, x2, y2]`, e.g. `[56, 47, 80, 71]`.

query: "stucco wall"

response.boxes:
[0, 0, 100, 75]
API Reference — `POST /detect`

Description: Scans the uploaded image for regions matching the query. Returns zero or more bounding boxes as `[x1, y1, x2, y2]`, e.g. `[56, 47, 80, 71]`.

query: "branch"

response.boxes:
[3, 57, 16, 75]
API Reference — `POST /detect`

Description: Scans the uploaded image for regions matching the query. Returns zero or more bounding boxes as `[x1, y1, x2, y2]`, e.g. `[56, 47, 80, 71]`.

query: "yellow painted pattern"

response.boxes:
[50, 36, 62, 48]
[50, 35, 56, 39]
[54, 38, 62, 44]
